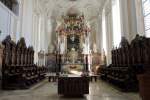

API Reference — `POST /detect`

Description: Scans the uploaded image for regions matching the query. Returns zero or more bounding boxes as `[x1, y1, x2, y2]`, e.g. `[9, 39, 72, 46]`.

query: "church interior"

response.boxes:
[0, 0, 150, 100]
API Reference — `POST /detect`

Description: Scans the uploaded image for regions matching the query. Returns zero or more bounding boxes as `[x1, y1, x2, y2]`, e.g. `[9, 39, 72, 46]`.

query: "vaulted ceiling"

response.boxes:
[36, 0, 105, 21]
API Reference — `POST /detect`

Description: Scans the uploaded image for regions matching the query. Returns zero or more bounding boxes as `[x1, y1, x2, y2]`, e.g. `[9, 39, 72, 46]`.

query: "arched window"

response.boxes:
[142, 0, 150, 37]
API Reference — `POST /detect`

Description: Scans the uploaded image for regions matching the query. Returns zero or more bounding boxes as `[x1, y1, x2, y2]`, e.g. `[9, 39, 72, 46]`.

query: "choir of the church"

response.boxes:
[0, 0, 150, 100]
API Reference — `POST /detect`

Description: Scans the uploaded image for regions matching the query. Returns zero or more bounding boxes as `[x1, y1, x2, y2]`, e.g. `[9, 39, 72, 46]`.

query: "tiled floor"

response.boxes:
[0, 79, 141, 100]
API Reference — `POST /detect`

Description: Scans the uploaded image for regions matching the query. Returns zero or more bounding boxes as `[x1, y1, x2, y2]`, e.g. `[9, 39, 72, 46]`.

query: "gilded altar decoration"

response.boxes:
[57, 14, 91, 36]
[67, 48, 78, 63]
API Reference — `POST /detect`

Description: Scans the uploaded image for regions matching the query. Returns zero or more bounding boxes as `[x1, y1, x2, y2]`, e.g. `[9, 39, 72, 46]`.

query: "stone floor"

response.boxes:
[0, 79, 141, 100]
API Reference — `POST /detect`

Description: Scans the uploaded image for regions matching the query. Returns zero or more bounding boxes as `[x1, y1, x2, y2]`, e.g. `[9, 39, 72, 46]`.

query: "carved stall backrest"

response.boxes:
[111, 49, 115, 65]
[30, 46, 34, 65]
[16, 46, 21, 65]
[28, 47, 31, 65]
[28, 46, 33, 65]
[111, 35, 150, 66]
[140, 37, 146, 64]
[147, 38, 150, 63]
[119, 37, 130, 65]
[120, 37, 129, 48]
[17, 38, 27, 65]
[138, 36, 144, 64]
[143, 38, 150, 64]
[126, 46, 131, 65]
[1, 36, 35, 67]
[130, 39, 135, 64]
[0, 43, 4, 77]
[28, 49, 30, 65]
[116, 48, 119, 66]
[24, 48, 28, 65]
[114, 49, 117, 65]
[20, 38, 26, 65]
[11, 41, 16, 65]
[118, 48, 122, 65]
[26, 48, 30, 65]
[2, 35, 12, 66]
[16, 40, 21, 65]
[130, 35, 141, 64]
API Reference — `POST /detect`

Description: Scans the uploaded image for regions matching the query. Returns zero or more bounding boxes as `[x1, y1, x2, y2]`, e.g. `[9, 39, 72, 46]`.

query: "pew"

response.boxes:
[1, 35, 47, 90]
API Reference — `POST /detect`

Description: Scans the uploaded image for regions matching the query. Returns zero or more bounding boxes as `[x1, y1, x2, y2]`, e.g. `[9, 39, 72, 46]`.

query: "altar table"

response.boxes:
[58, 75, 89, 96]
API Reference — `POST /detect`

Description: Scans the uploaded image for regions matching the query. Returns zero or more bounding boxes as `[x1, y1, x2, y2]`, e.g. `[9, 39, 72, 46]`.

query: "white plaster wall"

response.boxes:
[47, 19, 53, 53]
[135, 0, 145, 35]
[0, 1, 17, 41]
[119, 0, 144, 42]
[96, 15, 103, 53]
[32, 13, 38, 64]
[120, 0, 130, 39]
[128, 0, 138, 41]
[90, 20, 96, 48]
[21, 0, 33, 46]
[32, 2, 53, 63]
[105, 12, 113, 65]
[101, 0, 114, 65]
[16, 0, 24, 42]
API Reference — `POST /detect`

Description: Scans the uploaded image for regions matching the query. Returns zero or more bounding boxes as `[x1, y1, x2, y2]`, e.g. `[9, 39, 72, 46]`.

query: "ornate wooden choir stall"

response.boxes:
[1, 36, 47, 90]
[100, 35, 150, 94]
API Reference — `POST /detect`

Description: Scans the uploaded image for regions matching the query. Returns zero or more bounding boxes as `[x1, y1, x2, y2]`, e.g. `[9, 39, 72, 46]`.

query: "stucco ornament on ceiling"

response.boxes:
[36, 0, 105, 21]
